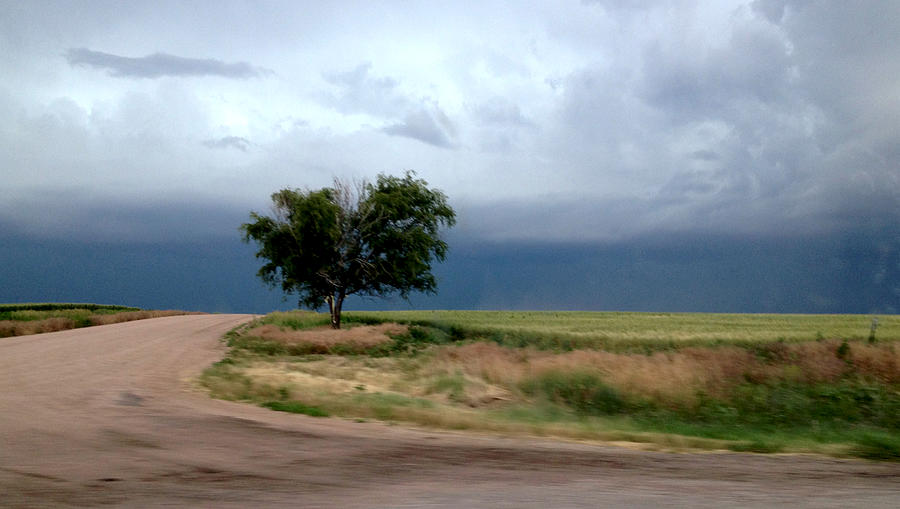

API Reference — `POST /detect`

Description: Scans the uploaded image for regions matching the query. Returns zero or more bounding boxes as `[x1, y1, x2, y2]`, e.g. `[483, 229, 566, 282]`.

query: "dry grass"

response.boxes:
[0, 317, 77, 337]
[203, 315, 900, 458]
[437, 339, 900, 408]
[204, 309, 900, 459]
[0, 309, 202, 338]
[87, 310, 203, 326]
[243, 323, 406, 354]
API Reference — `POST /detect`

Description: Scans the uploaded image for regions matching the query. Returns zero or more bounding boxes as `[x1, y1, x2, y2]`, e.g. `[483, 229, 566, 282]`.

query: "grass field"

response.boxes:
[260, 310, 898, 350]
[0, 303, 200, 337]
[203, 310, 900, 459]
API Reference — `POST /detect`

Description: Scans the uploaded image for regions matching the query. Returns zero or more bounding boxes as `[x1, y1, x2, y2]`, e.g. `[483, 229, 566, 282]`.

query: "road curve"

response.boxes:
[1, 314, 899, 508]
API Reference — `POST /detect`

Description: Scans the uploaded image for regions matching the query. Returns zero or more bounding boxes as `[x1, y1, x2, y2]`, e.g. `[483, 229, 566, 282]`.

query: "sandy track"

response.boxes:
[1, 315, 898, 508]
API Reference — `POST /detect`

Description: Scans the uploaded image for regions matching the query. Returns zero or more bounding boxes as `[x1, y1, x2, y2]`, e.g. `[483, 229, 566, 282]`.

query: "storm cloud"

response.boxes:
[1, 1, 899, 312]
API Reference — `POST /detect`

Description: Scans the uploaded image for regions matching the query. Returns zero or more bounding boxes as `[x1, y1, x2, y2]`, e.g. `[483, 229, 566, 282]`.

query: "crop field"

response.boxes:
[203, 310, 900, 459]
[0, 303, 200, 337]
[257, 310, 899, 350]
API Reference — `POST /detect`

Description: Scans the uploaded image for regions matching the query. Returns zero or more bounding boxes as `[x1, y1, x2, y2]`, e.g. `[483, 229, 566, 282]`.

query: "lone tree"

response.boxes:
[241, 172, 456, 328]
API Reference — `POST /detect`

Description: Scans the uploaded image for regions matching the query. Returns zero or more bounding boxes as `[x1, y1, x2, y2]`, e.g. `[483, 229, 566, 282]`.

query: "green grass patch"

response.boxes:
[257, 311, 332, 330]
[521, 370, 631, 415]
[261, 400, 329, 417]
[853, 432, 900, 460]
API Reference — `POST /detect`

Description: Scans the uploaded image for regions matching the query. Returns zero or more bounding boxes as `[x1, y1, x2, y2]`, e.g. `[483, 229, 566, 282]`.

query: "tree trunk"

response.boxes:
[328, 292, 345, 329]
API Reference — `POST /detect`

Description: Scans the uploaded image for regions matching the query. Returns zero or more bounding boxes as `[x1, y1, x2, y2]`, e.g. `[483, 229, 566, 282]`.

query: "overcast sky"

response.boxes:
[1, 1, 899, 314]
[3, 0, 897, 243]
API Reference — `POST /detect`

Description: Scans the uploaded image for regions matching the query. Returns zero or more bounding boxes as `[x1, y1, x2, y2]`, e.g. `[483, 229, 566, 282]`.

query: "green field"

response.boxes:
[204, 310, 900, 460]
[262, 310, 898, 350]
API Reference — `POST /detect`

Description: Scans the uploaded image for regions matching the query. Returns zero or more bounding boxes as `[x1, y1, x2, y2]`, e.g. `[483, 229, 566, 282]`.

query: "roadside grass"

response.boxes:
[202, 310, 900, 459]
[0, 303, 202, 338]
[0, 303, 139, 313]
[261, 400, 329, 417]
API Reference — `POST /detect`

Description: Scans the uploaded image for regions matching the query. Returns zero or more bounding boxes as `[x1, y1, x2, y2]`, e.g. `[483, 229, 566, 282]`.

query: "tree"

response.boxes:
[241, 172, 456, 328]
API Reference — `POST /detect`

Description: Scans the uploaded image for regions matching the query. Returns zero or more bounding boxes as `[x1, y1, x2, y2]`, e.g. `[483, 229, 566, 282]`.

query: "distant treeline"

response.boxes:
[0, 303, 141, 312]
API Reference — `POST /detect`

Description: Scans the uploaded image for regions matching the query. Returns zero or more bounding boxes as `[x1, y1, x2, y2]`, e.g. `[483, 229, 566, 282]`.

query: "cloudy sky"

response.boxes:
[2, 1, 899, 313]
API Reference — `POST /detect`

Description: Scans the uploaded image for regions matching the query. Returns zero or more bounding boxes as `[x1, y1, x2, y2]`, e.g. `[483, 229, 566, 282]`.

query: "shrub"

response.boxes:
[521, 370, 628, 415]
[854, 432, 900, 460]
[261, 400, 329, 417]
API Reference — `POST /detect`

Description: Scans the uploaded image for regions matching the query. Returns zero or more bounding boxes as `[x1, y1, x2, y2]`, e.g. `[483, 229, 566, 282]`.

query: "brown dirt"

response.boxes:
[1, 315, 898, 508]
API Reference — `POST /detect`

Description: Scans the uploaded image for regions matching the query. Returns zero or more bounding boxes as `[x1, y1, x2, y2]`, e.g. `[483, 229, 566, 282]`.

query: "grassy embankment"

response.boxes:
[0, 303, 201, 338]
[202, 310, 900, 459]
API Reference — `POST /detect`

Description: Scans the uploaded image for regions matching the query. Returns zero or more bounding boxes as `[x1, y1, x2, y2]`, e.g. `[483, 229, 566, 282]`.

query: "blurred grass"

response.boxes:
[0, 303, 200, 338]
[205, 309, 900, 459]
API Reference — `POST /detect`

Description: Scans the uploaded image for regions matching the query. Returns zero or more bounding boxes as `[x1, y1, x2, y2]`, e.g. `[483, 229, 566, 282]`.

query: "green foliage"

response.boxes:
[367, 326, 453, 356]
[0, 303, 140, 313]
[261, 400, 329, 417]
[853, 432, 900, 460]
[522, 371, 630, 416]
[836, 340, 850, 359]
[241, 172, 455, 328]
[228, 335, 290, 355]
[689, 381, 900, 429]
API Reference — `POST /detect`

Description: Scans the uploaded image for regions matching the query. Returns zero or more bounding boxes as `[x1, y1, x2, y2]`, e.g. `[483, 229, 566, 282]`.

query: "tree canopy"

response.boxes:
[241, 172, 456, 328]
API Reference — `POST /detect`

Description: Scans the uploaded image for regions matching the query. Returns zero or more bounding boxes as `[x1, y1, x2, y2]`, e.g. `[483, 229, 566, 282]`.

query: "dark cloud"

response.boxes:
[3, 219, 897, 314]
[540, 0, 900, 244]
[65, 48, 268, 79]
[382, 107, 458, 149]
[203, 136, 251, 151]
[0, 193, 249, 243]
[638, 24, 792, 120]
[0, 231, 286, 313]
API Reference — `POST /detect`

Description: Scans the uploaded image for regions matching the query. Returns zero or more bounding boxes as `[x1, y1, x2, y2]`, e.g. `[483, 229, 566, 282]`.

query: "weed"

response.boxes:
[836, 340, 850, 360]
[427, 372, 466, 402]
[727, 440, 785, 454]
[0, 305, 198, 338]
[522, 370, 629, 416]
[261, 400, 329, 417]
[853, 432, 900, 460]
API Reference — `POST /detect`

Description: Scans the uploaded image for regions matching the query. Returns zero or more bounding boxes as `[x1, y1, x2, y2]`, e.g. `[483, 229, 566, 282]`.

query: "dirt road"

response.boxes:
[1, 315, 898, 508]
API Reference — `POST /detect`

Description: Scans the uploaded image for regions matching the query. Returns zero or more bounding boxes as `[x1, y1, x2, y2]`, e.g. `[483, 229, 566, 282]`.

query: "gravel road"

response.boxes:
[1, 314, 898, 508]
